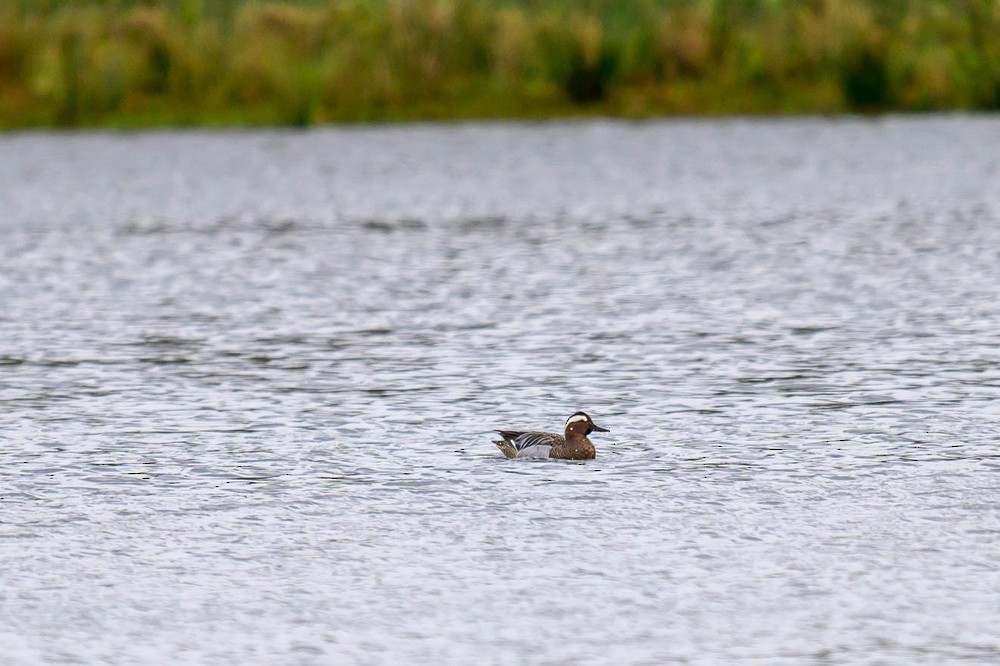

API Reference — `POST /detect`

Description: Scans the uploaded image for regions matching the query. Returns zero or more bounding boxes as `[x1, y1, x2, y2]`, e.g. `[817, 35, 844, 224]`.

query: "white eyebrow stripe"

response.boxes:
[566, 414, 589, 425]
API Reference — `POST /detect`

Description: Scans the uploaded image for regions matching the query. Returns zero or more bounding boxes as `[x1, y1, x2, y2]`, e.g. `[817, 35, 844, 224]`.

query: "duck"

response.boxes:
[493, 411, 610, 460]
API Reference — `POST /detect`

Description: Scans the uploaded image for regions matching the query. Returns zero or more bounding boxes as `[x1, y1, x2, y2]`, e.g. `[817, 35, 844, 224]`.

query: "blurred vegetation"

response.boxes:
[1, 0, 999, 127]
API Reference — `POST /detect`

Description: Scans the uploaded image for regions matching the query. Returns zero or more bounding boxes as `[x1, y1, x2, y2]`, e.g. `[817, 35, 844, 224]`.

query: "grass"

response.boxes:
[1, 0, 999, 128]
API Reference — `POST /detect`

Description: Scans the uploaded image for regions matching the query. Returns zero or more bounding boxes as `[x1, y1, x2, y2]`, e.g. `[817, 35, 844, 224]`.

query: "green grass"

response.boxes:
[1, 0, 998, 128]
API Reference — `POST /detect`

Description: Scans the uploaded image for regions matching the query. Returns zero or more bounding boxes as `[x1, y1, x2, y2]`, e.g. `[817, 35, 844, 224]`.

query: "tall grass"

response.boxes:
[1, 0, 998, 127]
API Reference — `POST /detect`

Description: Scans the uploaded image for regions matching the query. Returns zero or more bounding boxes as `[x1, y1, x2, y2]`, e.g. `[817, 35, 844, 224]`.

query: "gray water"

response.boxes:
[1, 116, 999, 664]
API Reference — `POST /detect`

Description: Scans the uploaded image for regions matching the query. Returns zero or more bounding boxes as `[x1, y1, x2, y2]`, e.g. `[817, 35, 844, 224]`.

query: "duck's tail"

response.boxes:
[494, 439, 518, 459]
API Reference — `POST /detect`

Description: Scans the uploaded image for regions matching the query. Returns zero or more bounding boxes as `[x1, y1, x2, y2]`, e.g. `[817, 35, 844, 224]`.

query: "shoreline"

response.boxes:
[2, 1, 999, 129]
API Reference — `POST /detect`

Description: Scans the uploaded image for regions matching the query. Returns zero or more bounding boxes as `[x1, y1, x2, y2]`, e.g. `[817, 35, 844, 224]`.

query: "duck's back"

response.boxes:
[493, 430, 563, 458]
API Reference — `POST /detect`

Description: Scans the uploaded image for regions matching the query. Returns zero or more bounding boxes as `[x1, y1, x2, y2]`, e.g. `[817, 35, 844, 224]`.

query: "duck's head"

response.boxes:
[564, 411, 610, 437]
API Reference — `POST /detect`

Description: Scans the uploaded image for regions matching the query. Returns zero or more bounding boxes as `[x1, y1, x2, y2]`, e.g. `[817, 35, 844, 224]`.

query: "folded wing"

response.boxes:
[494, 430, 561, 458]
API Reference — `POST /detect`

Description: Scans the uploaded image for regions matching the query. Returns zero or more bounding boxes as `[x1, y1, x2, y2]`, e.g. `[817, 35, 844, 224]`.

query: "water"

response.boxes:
[1, 116, 999, 664]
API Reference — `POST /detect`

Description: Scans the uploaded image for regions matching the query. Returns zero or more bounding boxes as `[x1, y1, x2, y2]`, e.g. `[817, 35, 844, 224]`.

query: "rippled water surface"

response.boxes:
[2, 117, 999, 664]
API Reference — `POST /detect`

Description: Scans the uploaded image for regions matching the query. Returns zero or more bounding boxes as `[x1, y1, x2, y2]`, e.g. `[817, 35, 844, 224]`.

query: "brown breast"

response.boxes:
[550, 437, 595, 460]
